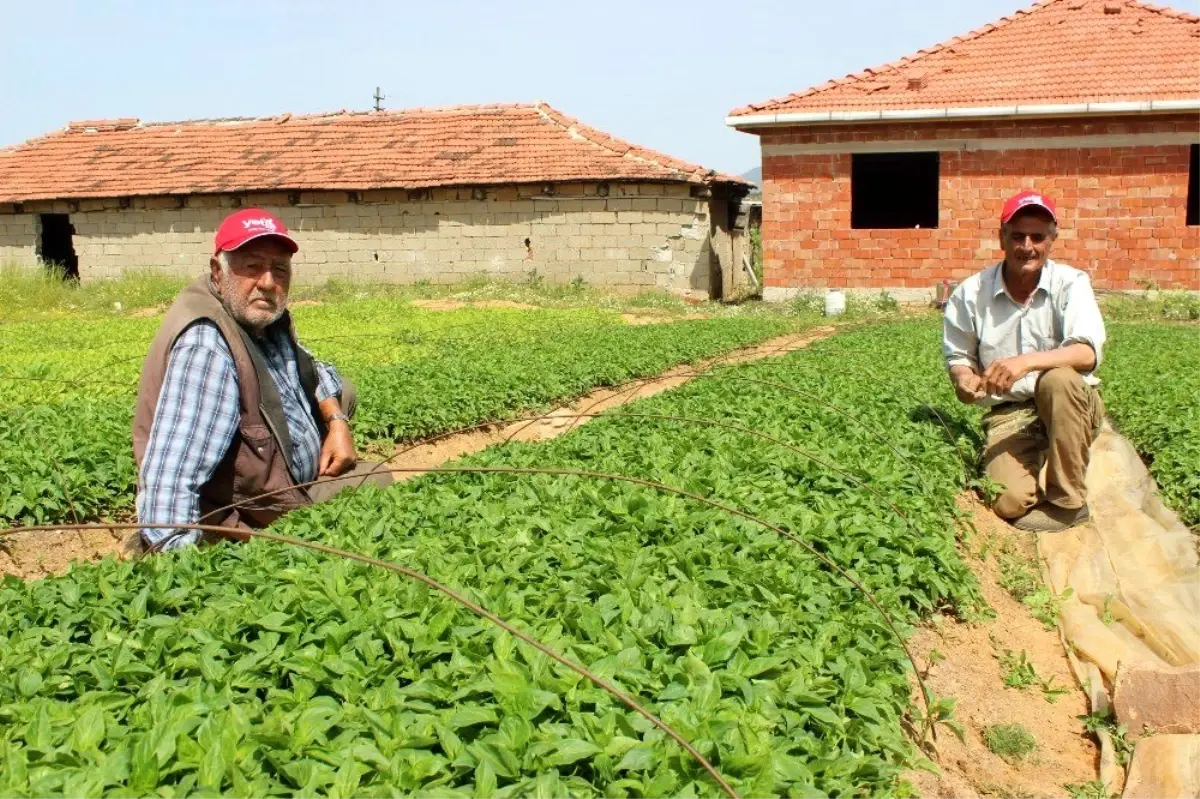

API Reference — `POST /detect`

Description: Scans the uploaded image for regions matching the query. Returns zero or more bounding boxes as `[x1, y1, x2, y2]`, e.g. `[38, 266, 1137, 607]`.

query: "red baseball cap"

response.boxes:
[213, 209, 299, 255]
[1001, 191, 1058, 225]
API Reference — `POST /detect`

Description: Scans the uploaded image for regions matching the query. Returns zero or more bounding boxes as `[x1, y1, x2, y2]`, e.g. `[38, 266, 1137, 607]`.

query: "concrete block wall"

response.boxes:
[0, 213, 38, 267]
[0, 182, 715, 293]
[758, 114, 1200, 298]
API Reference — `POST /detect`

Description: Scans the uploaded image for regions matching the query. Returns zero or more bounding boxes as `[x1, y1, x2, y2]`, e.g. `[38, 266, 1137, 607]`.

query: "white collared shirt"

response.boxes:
[942, 260, 1106, 406]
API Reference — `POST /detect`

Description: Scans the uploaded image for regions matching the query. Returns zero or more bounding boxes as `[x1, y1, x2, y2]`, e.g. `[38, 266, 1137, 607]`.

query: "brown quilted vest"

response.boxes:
[133, 275, 324, 537]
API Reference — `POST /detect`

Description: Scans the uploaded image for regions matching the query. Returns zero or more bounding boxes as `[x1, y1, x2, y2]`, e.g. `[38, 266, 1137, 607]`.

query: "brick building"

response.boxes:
[728, 0, 1200, 301]
[0, 103, 750, 296]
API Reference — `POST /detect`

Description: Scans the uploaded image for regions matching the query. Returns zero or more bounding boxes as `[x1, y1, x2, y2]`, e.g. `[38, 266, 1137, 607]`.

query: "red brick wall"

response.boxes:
[759, 115, 1200, 292]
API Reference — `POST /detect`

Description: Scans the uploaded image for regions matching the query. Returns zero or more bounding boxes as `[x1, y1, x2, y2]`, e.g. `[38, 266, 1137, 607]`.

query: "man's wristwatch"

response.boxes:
[326, 412, 351, 426]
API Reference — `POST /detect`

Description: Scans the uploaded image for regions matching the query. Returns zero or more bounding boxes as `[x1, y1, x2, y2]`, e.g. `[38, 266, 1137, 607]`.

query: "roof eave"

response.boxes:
[0, 174, 738, 206]
[726, 99, 1200, 129]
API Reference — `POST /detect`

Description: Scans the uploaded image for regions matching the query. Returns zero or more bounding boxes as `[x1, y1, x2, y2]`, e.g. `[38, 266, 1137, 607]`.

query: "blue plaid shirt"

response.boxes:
[137, 320, 342, 550]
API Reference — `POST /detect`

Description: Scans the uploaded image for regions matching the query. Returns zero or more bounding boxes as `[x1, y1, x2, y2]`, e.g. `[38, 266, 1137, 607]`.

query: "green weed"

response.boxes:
[993, 645, 1070, 702]
[1079, 709, 1135, 766]
[1101, 595, 1116, 626]
[1064, 779, 1112, 798]
[1023, 586, 1072, 630]
[996, 547, 1041, 602]
[998, 648, 1039, 689]
[992, 540, 1070, 629]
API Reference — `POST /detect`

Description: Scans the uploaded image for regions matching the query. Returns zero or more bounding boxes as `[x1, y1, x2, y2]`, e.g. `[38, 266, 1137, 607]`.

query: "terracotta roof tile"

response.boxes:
[0, 103, 744, 203]
[730, 0, 1200, 117]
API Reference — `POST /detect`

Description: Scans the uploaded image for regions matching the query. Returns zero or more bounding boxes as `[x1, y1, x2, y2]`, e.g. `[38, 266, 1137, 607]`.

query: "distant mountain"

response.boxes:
[741, 166, 762, 202]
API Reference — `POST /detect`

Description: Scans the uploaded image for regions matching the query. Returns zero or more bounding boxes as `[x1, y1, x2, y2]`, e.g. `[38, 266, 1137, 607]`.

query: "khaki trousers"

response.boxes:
[982, 367, 1104, 519]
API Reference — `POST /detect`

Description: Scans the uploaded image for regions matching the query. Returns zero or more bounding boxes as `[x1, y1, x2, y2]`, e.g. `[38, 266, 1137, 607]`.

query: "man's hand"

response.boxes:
[319, 420, 357, 477]
[981, 355, 1033, 396]
[952, 368, 986, 405]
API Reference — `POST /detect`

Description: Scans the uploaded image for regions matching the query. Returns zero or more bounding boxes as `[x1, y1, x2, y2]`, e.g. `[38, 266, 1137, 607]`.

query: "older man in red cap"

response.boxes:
[943, 191, 1106, 532]
[132, 209, 391, 552]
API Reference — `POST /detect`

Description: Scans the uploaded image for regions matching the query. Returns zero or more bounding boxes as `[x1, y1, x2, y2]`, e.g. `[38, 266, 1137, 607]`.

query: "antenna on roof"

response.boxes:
[373, 86, 385, 112]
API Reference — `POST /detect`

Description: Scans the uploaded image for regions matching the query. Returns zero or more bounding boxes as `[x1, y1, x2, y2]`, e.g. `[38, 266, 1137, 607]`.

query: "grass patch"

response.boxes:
[977, 782, 1034, 799]
[0, 265, 186, 320]
[789, 288, 905, 319]
[983, 723, 1037, 762]
[1100, 290, 1199, 322]
[3, 261, 925, 329]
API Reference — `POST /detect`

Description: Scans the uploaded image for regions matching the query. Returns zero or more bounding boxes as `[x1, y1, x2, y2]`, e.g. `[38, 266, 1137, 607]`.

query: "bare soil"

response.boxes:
[0, 527, 128, 580]
[907, 495, 1102, 799]
[620, 313, 696, 325]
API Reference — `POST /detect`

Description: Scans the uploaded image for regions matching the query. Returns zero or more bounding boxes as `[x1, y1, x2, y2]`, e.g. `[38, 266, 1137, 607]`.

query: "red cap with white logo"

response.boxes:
[213, 209, 299, 255]
[1001, 191, 1058, 225]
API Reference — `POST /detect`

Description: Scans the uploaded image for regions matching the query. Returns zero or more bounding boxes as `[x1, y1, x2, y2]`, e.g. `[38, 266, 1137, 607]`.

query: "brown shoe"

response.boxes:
[1011, 502, 1091, 533]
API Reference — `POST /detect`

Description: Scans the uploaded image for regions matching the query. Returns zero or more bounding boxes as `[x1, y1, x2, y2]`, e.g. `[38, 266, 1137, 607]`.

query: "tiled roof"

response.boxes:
[0, 103, 744, 203]
[730, 0, 1200, 118]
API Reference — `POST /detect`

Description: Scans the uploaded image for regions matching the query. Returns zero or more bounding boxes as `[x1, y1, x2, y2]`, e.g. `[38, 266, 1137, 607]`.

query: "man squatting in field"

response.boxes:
[943, 191, 1106, 533]
[132, 209, 392, 552]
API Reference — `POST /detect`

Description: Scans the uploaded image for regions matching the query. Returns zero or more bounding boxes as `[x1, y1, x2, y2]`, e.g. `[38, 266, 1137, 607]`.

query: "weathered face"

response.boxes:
[210, 237, 293, 330]
[1000, 210, 1056, 278]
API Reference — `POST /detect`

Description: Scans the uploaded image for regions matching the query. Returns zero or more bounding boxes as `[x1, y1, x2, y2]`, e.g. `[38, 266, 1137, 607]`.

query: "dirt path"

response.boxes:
[1, 326, 835, 581]
[907, 495, 1102, 799]
[0, 524, 128, 580]
[376, 327, 835, 480]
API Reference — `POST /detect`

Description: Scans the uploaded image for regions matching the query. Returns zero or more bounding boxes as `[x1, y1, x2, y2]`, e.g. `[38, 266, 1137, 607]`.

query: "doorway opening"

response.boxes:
[38, 214, 79, 280]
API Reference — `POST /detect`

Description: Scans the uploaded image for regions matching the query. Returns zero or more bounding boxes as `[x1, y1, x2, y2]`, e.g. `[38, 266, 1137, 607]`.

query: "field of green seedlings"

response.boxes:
[4, 280, 1194, 798]
[1100, 322, 1200, 527]
[0, 316, 991, 797]
[0, 300, 791, 527]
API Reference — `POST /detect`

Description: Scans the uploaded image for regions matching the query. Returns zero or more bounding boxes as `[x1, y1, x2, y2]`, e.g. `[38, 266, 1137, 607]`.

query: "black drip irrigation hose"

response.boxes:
[0, 521, 738, 799]
[2, 322, 967, 761]
[207, 411, 919, 541]
[504, 370, 933, 493]
[183, 463, 938, 741]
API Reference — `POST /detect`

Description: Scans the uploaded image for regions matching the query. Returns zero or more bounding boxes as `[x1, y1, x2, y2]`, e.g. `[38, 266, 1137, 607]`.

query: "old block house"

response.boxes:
[0, 103, 750, 297]
[728, 0, 1200, 301]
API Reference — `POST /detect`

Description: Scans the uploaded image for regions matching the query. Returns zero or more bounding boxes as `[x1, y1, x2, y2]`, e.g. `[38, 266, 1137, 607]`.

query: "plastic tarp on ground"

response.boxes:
[1038, 426, 1200, 798]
